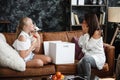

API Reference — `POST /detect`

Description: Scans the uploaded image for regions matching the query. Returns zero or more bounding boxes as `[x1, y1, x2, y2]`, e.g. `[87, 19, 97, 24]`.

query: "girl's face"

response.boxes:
[82, 20, 89, 34]
[24, 18, 35, 32]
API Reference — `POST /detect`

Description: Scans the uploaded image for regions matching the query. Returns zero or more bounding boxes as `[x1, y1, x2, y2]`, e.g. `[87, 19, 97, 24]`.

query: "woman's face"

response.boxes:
[24, 18, 35, 32]
[82, 20, 89, 33]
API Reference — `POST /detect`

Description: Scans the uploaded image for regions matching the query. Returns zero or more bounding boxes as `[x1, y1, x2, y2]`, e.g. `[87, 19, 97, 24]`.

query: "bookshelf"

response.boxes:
[70, 0, 108, 42]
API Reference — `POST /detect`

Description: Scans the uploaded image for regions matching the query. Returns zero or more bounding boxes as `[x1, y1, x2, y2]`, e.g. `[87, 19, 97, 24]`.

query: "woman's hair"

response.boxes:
[16, 17, 31, 38]
[84, 13, 101, 38]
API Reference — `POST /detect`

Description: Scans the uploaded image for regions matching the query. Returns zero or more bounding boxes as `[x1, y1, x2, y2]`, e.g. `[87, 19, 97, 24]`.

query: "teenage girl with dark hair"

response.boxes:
[77, 14, 106, 80]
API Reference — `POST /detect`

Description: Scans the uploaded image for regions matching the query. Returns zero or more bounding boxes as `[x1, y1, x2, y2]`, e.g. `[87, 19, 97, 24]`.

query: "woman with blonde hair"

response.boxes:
[13, 17, 51, 67]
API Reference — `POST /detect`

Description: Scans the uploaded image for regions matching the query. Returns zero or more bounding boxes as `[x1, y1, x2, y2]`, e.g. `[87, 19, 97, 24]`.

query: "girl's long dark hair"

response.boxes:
[84, 14, 102, 38]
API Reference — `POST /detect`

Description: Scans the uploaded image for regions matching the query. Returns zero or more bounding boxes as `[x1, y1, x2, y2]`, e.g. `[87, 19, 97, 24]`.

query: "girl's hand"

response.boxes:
[32, 32, 40, 39]
[31, 37, 37, 50]
[30, 31, 41, 52]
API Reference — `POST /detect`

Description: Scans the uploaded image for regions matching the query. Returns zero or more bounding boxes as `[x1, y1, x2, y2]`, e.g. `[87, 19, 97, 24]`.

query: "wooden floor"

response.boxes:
[99, 78, 115, 80]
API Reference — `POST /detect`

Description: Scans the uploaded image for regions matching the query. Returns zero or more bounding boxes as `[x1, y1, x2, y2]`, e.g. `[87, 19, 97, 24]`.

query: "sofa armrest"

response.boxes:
[104, 43, 115, 74]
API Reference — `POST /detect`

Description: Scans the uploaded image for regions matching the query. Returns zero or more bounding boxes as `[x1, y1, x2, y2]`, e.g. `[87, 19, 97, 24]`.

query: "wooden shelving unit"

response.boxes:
[70, 0, 108, 42]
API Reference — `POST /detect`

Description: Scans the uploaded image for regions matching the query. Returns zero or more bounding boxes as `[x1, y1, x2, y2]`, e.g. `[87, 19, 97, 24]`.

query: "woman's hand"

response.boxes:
[92, 30, 101, 39]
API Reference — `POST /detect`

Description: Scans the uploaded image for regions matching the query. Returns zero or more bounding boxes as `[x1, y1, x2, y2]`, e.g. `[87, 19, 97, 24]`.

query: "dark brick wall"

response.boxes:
[0, 0, 69, 32]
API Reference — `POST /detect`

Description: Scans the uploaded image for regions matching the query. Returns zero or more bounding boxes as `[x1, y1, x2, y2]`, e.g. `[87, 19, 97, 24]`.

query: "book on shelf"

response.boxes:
[71, 0, 77, 5]
[102, 11, 105, 24]
[74, 14, 80, 25]
[99, 13, 103, 25]
[71, 12, 75, 25]
[71, 12, 80, 25]
[99, 11, 105, 25]
[78, 0, 84, 5]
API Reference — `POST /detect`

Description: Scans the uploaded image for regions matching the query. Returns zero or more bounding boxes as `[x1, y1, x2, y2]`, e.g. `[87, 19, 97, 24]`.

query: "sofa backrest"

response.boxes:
[66, 30, 83, 42]
[3, 33, 16, 46]
[42, 30, 82, 54]
[3, 30, 83, 54]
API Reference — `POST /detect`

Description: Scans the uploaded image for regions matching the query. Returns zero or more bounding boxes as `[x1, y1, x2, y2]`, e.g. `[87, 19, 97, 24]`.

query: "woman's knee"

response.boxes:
[35, 59, 44, 66]
[82, 55, 92, 63]
[82, 57, 88, 63]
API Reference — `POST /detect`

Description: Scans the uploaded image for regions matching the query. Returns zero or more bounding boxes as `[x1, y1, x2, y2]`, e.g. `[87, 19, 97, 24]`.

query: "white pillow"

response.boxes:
[0, 41, 26, 71]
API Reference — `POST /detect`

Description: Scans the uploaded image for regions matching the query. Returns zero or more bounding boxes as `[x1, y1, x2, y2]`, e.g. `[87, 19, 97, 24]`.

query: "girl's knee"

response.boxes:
[35, 59, 43, 66]
[45, 56, 52, 63]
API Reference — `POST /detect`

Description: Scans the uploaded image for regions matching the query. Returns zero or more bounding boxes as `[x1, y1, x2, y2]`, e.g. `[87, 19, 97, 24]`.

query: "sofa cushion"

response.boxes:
[43, 32, 68, 41]
[66, 30, 83, 42]
[56, 63, 77, 74]
[0, 41, 26, 71]
[3, 33, 16, 46]
[71, 37, 84, 60]
[0, 64, 55, 77]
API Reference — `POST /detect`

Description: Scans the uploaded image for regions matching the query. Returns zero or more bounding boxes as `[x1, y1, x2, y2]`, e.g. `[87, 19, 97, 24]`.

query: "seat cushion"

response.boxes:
[0, 64, 55, 77]
[71, 37, 84, 60]
[56, 60, 109, 75]
[102, 63, 109, 71]
[56, 63, 77, 74]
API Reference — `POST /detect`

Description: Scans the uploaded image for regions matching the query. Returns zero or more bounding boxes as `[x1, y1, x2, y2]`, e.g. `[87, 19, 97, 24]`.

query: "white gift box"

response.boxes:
[43, 41, 62, 56]
[49, 42, 75, 64]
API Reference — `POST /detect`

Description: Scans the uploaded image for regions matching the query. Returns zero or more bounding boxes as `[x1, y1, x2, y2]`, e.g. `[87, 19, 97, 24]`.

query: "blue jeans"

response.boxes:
[77, 55, 97, 80]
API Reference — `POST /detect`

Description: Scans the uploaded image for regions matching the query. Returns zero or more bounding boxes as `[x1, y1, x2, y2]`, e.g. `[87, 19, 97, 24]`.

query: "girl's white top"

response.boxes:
[13, 31, 34, 62]
[78, 33, 106, 70]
